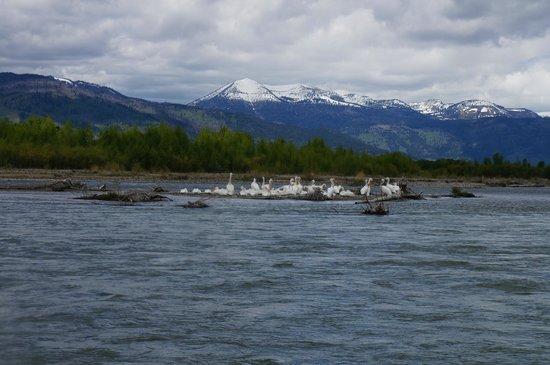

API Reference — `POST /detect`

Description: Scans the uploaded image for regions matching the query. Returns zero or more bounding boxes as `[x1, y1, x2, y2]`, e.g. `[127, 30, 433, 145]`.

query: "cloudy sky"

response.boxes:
[1, 0, 550, 112]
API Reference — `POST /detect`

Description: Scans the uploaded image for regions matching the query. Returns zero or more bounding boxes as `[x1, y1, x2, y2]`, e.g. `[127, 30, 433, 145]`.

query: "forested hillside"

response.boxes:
[1, 117, 548, 178]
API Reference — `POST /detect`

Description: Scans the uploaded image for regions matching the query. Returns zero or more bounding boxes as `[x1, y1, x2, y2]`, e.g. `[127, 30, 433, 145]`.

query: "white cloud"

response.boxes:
[1, 0, 549, 111]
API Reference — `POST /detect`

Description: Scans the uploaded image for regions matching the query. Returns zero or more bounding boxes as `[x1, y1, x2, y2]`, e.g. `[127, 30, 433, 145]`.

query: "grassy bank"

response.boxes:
[1, 168, 548, 188]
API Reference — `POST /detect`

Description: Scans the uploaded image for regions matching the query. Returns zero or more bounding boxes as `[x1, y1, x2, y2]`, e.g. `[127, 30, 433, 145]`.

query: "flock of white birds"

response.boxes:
[180, 173, 402, 198]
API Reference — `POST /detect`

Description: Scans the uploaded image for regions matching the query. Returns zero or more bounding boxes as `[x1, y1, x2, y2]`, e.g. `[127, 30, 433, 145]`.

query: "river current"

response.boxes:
[1, 182, 549, 364]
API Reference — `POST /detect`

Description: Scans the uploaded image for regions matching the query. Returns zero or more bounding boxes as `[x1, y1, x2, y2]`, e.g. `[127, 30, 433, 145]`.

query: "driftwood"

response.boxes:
[182, 200, 210, 208]
[152, 186, 168, 193]
[76, 191, 170, 203]
[45, 179, 86, 191]
[397, 181, 413, 195]
[94, 184, 108, 191]
[355, 192, 424, 204]
[451, 187, 476, 198]
[398, 181, 424, 199]
[356, 181, 424, 202]
[362, 202, 389, 215]
[403, 193, 425, 200]
[182, 195, 213, 208]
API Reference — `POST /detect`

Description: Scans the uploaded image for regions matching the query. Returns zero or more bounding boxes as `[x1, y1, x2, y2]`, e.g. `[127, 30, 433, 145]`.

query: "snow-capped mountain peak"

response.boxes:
[195, 78, 281, 104]
[410, 98, 540, 119]
[448, 99, 510, 119]
[230, 78, 269, 94]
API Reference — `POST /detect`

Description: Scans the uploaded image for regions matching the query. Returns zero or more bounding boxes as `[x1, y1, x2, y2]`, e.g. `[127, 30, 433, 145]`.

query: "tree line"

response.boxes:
[0, 117, 548, 178]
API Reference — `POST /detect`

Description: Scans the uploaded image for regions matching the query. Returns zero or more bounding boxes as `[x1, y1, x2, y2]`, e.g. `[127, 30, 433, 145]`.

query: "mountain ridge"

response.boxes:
[192, 78, 540, 120]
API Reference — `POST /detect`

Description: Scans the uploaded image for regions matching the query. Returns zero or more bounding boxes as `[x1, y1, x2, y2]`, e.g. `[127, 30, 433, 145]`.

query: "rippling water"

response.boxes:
[1, 183, 549, 364]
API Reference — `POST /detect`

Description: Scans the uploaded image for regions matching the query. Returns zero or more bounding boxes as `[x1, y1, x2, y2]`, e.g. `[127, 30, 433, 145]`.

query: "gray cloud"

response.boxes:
[1, 0, 550, 112]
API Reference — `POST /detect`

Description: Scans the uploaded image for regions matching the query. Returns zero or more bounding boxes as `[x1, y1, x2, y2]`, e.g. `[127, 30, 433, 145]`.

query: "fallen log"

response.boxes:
[355, 193, 424, 204]
[47, 179, 87, 191]
[76, 191, 170, 203]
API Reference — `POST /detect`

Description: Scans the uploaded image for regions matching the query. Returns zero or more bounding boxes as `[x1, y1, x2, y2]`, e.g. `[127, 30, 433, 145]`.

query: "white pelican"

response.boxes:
[339, 189, 355, 197]
[180, 188, 188, 194]
[226, 173, 235, 195]
[261, 178, 273, 196]
[360, 178, 372, 196]
[279, 178, 294, 195]
[386, 177, 400, 196]
[325, 178, 336, 198]
[213, 186, 228, 195]
[380, 178, 392, 197]
[294, 177, 303, 195]
[192, 188, 201, 194]
[251, 178, 260, 192]
[307, 180, 316, 193]
[332, 179, 343, 194]
[388, 177, 401, 196]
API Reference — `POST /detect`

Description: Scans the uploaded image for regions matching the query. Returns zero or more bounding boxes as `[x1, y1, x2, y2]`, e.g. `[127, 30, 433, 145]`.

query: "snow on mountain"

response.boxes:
[191, 78, 411, 109]
[411, 99, 540, 119]
[193, 78, 281, 104]
[53, 77, 73, 85]
[267, 83, 350, 106]
[375, 98, 412, 109]
[46, 76, 121, 96]
[448, 99, 510, 119]
[410, 99, 452, 117]
[192, 78, 540, 119]
[338, 93, 375, 106]
[507, 108, 541, 118]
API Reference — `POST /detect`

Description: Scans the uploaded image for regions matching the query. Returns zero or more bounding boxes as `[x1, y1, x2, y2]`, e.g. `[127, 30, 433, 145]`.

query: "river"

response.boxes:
[1, 182, 549, 364]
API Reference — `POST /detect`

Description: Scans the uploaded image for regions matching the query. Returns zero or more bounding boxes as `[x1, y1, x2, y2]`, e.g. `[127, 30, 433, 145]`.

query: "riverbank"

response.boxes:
[0, 168, 548, 188]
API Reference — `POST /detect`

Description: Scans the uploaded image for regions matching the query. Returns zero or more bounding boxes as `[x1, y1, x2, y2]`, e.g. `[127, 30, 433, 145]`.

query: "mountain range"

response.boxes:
[1, 72, 549, 161]
[192, 78, 540, 120]
[191, 78, 548, 161]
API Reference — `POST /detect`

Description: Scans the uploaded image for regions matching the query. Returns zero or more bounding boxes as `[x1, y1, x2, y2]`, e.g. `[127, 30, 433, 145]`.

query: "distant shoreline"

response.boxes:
[0, 168, 547, 188]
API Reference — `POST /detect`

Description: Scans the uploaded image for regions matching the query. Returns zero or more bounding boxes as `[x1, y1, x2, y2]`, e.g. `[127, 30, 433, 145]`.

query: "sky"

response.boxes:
[1, 0, 550, 113]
